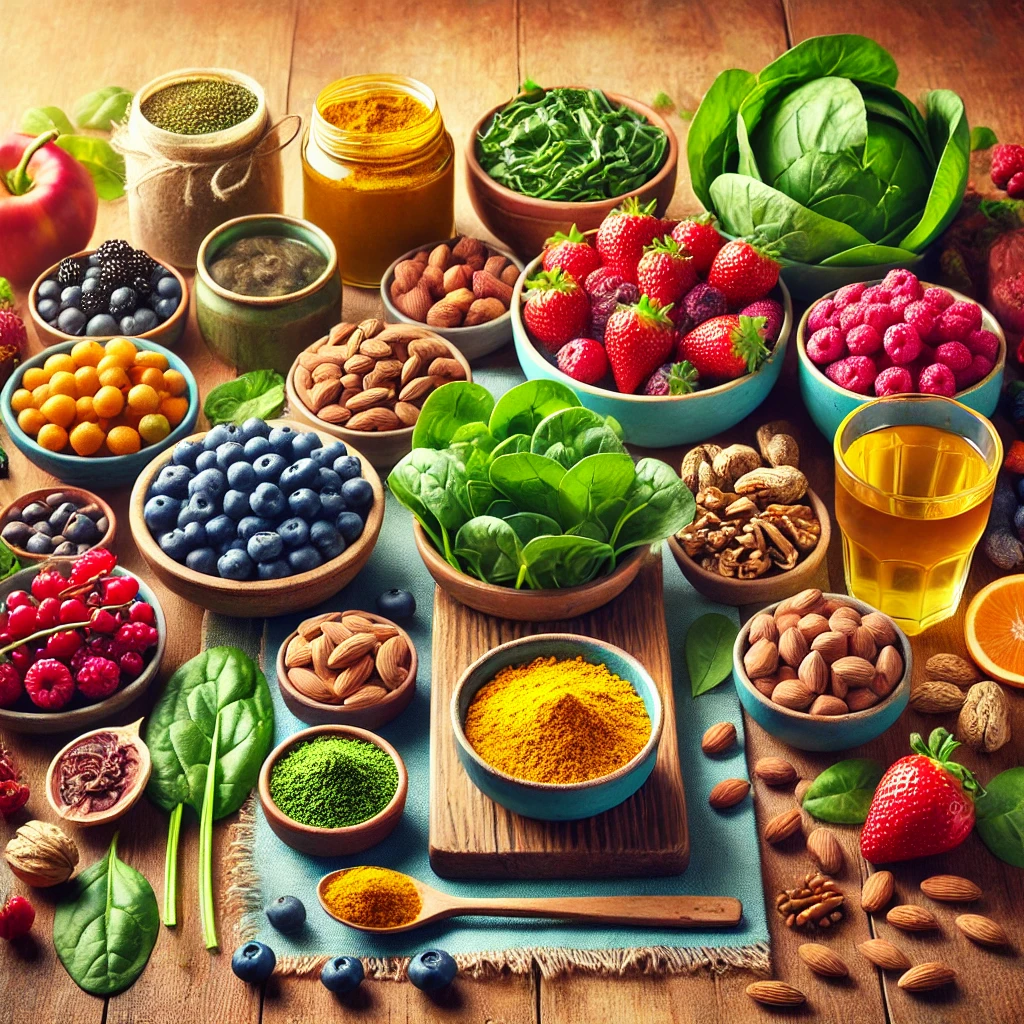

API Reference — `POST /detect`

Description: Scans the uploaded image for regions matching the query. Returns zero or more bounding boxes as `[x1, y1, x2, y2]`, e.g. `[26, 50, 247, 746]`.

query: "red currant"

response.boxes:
[7, 605, 38, 640]
[35, 597, 60, 629]
[9, 647, 36, 673]
[4, 591, 33, 613]
[0, 663, 23, 709]
[0, 895, 35, 940]
[128, 602, 156, 625]
[59, 598, 89, 625]
[45, 630, 83, 661]
[30, 571, 65, 601]
[89, 609, 118, 635]
[103, 576, 139, 605]
[68, 548, 117, 587]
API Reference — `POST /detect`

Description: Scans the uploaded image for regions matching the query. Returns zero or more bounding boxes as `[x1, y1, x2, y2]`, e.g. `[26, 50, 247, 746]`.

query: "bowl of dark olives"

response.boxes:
[0, 487, 115, 562]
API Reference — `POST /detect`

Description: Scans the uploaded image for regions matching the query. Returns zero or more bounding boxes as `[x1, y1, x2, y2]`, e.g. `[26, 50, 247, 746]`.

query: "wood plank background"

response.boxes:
[1, 2, 1022, 1022]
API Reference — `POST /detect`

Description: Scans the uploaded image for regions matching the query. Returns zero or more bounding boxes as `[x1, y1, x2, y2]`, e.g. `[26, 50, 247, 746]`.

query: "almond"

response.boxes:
[748, 613, 778, 645]
[774, 611, 801, 634]
[426, 299, 464, 328]
[778, 665, 798, 681]
[376, 634, 411, 689]
[327, 632, 378, 669]
[313, 363, 343, 383]
[764, 807, 803, 845]
[887, 904, 939, 932]
[294, 365, 313, 391]
[472, 270, 513, 305]
[343, 684, 390, 708]
[920, 875, 982, 902]
[875, 645, 904, 688]
[806, 828, 844, 875]
[797, 613, 830, 642]
[342, 613, 376, 631]
[309, 378, 342, 412]
[829, 606, 861, 636]
[317, 404, 352, 425]
[909, 680, 965, 713]
[408, 337, 450, 361]
[754, 756, 797, 786]
[898, 962, 956, 992]
[708, 777, 750, 809]
[798, 942, 848, 978]
[751, 676, 777, 698]
[297, 613, 335, 640]
[955, 913, 1009, 948]
[427, 243, 451, 270]
[846, 687, 879, 712]
[789, 588, 823, 616]
[371, 358, 404, 380]
[311, 633, 334, 681]
[809, 694, 848, 716]
[420, 264, 445, 298]
[701, 721, 737, 756]
[359, 338, 392, 359]
[428, 356, 466, 380]
[332, 655, 376, 698]
[745, 981, 805, 1007]
[831, 656, 876, 691]
[442, 263, 474, 293]
[284, 635, 312, 668]
[857, 938, 910, 971]
[394, 401, 421, 426]
[348, 407, 401, 431]
[320, 620, 353, 645]
[400, 353, 424, 385]
[860, 870, 894, 913]
[779, 626, 810, 668]
[464, 297, 506, 325]
[743, 638, 778, 678]
[501, 263, 520, 286]
[346, 386, 394, 412]
[798, 651, 829, 694]
[861, 611, 897, 647]
[926, 652, 980, 686]
[399, 376, 437, 403]
[850, 625, 877, 662]
[339, 371, 362, 390]
[811, 630, 847, 665]
[343, 352, 377, 376]
[483, 254, 508, 278]
[287, 666, 334, 702]
[771, 679, 815, 710]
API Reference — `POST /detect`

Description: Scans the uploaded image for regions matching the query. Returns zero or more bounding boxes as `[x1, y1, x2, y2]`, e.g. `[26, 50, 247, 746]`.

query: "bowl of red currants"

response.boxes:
[0, 549, 166, 734]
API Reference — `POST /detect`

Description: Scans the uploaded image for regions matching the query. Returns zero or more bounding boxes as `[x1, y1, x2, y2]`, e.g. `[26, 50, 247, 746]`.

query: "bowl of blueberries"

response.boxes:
[0, 487, 115, 562]
[28, 241, 188, 349]
[128, 418, 385, 617]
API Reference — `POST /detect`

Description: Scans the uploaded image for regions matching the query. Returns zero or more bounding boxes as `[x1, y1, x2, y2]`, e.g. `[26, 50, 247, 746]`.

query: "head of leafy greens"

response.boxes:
[387, 379, 695, 589]
[203, 369, 284, 425]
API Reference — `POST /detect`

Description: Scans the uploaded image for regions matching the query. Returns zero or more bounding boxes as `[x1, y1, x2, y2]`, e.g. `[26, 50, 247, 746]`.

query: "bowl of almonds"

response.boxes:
[381, 235, 523, 361]
[276, 610, 417, 730]
[732, 589, 912, 751]
[286, 319, 472, 469]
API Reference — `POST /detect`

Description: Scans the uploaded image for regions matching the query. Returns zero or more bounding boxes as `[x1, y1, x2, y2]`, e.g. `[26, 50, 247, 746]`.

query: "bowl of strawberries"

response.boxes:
[510, 205, 792, 447]
[0, 549, 165, 734]
[797, 272, 1006, 440]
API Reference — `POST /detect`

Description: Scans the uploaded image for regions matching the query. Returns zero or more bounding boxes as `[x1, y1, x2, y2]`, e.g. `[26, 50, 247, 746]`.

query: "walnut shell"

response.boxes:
[734, 465, 809, 505]
[957, 681, 1010, 752]
[4, 820, 79, 887]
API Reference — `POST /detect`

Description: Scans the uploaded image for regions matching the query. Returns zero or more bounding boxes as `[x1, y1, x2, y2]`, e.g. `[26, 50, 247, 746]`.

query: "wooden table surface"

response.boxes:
[2, 1, 1023, 1021]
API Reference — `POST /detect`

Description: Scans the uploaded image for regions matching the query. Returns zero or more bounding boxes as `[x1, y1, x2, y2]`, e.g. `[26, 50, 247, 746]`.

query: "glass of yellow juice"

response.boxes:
[834, 396, 1002, 636]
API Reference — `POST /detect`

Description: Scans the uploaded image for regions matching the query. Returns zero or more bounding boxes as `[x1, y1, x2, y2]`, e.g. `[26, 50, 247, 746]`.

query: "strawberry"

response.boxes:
[555, 337, 609, 385]
[860, 728, 980, 865]
[707, 240, 780, 305]
[676, 314, 769, 381]
[670, 213, 725, 274]
[643, 360, 698, 396]
[522, 268, 590, 352]
[595, 197, 663, 284]
[636, 237, 697, 306]
[542, 224, 602, 283]
[991, 143, 1024, 189]
[603, 296, 676, 394]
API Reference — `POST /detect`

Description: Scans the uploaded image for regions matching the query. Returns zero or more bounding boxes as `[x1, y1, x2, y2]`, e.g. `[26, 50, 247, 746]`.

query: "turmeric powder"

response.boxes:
[322, 866, 422, 928]
[463, 656, 651, 785]
[321, 93, 428, 134]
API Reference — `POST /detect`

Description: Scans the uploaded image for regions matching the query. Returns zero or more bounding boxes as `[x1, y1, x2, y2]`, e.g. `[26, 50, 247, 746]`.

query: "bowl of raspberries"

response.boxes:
[798, 271, 1006, 439]
[510, 205, 792, 447]
[0, 550, 165, 735]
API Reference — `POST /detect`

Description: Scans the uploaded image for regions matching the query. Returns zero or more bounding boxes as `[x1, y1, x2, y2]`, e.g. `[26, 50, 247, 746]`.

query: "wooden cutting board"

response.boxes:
[428, 552, 689, 879]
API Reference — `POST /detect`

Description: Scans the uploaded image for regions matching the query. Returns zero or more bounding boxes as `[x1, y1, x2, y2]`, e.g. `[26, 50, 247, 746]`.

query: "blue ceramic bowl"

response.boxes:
[451, 633, 664, 821]
[797, 281, 1006, 441]
[0, 338, 199, 488]
[733, 594, 912, 752]
[511, 253, 792, 448]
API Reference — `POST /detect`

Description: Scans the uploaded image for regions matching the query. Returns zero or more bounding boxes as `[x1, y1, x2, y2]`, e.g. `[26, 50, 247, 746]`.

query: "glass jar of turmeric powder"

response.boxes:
[301, 75, 455, 287]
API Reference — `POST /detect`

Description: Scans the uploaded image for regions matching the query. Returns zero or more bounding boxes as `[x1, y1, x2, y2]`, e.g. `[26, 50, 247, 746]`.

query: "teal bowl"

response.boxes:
[451, 633, 663, 821]
[779, 252, 929, 305]
[733, 594, 912, 752]
[797, 281, 1006, 441]
[0, 338, 199, 489]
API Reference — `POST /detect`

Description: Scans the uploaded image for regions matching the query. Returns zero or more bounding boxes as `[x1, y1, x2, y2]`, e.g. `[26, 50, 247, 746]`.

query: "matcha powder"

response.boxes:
[269, 735, 399, 829]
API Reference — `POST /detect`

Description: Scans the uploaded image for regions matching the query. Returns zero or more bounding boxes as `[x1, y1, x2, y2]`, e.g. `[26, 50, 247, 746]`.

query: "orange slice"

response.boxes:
[965, 575, 1024, 688]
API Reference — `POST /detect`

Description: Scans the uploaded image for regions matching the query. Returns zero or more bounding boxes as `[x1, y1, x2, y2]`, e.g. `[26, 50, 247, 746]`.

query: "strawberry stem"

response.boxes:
[910, 728, 983, 798]
[667, 361, 698, 395]
[613, 196, 658, 219]
[644, 235, 690, 258]
[524, 268, 578, 293]
[731, 315, 770, 372]
[622, 294, 674, 326]
[545, 223, 587, 247]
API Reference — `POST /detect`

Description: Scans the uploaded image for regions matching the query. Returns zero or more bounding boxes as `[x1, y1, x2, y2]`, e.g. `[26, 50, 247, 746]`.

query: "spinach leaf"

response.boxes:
[975, 767, 1024, 867]
[387, 455, 446, 550]
[0, 540, 20, 581]
[388, 449, 471, 538]
[21, 105, 75, 136]
[802, 758, 883, 823]
[489, 379, 579, 441]
[819, 243, 921, 267]
[412, 381, 494, 450]
[490, 433, 532, 459]
[611, 458, 696, 555]
[54, 835, 159, 996]
[490, 452, 565, 523]
[485, 499, 519, 519]
[970, 125, 998, 151]
[145, 646, 273, 950]
[74, 86, 133, 130]
[566, 519, 609, 542]
[556, 452, 636, 528]
[504, 512, 562, 544]
[54, 135, 125, 200]
[530, 407, 627, 468]
[686, 613, 740, 697]
[454, 516, 523, 584]
[521, 534, 614, 589]
[203, 370, 284, 425]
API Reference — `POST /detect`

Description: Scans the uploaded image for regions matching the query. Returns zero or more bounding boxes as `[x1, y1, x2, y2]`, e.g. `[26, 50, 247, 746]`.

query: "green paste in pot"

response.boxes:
[208, 236, 329, 297]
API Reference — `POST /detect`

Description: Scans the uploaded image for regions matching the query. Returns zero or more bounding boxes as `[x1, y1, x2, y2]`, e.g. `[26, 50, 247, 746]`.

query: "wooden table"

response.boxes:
[2, 2, 1022, 1021]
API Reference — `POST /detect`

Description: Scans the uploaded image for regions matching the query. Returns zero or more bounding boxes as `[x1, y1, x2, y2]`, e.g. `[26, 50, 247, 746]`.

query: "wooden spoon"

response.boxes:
[318, 867, 742, 934]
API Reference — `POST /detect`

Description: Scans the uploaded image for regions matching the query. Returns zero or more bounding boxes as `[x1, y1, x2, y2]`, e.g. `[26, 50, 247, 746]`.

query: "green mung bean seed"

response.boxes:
[141, 79, 258, 135]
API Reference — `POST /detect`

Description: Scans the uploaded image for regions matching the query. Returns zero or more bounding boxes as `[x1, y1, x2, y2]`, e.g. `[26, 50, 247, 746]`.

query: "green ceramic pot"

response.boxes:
[195, 214, 342, 375]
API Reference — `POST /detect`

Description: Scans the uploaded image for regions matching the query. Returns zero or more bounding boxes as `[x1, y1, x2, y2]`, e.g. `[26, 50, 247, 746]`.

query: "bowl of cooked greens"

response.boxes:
[687, 34, 969, 301]
[389, 378, 696, 621]
[467, 85, 678, 260]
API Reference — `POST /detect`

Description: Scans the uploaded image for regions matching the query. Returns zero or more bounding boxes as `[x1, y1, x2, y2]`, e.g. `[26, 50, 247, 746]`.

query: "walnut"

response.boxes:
[4, 820, 79, 887]
[680, 444, 722, 494]
[776, 871, 845, 930]
[756, 421, 801, 469]
[712, 444, 762, 489]
[958, 681, 1011, 752]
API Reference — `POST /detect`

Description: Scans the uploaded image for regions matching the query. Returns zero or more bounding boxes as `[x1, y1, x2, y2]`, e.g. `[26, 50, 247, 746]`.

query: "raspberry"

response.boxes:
[806, 298, 837, 334]
[863, 302, 899, 334]
[948, 301, 982, 331]
[30, 571, 65, 601]
[7, 605, 37, 640]
[955, 355, 995, 390]
[0, 896, 35, 941]
[921, 287, 955, 311]
[89, 609, 118, 634]
[738, 299, 784, 342]
[87, 636, 115, 658]
[1008, 171, 1024, 200]
[59, 598, 89, 625]
[35, 597, 59, 630]
[4, 591, 32, 612]
[884, 323, 923, 365]
[102, 576, 140, 606]
[826, 355, 877, 394]
[555, 337, 609, 385]
[874, 366, 914, 397]
[682, 282, 727, 326]
[845, 324, 882, 356]
[861, 285, 892, 304]
[118, 651, 144, 678]
[23, 658, 74, 710]
[45, 630, 83, 661]
[0, 664, 22, 709]
[128, 601, 156, 625]
[918, 362, 957, 397]
[889, 293, 915, 318]
[903, 300, 938, 342]
[935, 341, 972, 372]
[966, 329, 1000, 361]
[68, 548, 117, 588]
[9, 646, 35, 673]
[114, 622, 159, 654]
[832, 282, 866, 308]
[75, 656, 121, 700]
[806, 326, 845, 364]
[838, 303, 866, 334]
[991, 143, 1024, 189]
[881, 268, 922, 299]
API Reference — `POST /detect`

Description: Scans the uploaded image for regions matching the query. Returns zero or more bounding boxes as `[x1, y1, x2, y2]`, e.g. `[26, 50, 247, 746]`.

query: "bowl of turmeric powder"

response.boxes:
[451, 633, 663, 820]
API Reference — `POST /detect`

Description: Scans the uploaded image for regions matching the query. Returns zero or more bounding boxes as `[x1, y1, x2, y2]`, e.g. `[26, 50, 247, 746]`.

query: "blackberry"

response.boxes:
[56, 258, 83, 287]
[132, 274, 152, 297]
[99, 257, 130, 290]
[129, 250, 158, 280]
[95, 239, 133, 263]
[79, 290, 108, 316]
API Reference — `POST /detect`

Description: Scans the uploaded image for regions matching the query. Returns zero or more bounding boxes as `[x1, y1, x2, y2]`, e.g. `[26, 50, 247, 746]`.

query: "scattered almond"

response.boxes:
[754, 756, 797, 787]
[887, 904, 939, 932]
[745, 981, 805, 1007]
[764, 807, 803, 845]
[925, 652, 980, 687]
[798, 942, 848, 978]
[857, 938, 910, 971]
[806, 828, 844, 875]
[708, 778, 750, 809]
[860, 870, 894, 913]
[795, 778, 813, 804]
[898, 962, 956, 992]
[920, 874, 982, 903]
[909, 680, 965, 713]
[701, 722, 737, 756]
[955, 913, 1009, 948]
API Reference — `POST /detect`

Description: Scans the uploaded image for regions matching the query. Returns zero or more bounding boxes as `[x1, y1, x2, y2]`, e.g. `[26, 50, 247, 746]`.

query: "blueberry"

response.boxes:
[341, 477, 374, 511]
[25, 534, 53, 554]
[48, 502, 78, 532]
[205, 514, 236, 547]
[109, 286, 137, 315]
[1, 522, 31, 547]
[267, 426, 296, 455]
[319, 490, 347, 519]
[277, 518, 309, 549]
[60, 284, 83, 309]
[218, 539, 246, 556]
[237, 515, 273, 543]
[250, 482, 286, 519]
[223, 489, 252, 520]
[287, 545, 322, 573]
[152, 464, 192, 499]
[185, 547, 219, 575]
[56, 307, 87, 336]
[67, 513, 101, 543]
[81, 275, 105, 294]
[172, 439, 203, 469]
[158, 528, 191, 562]
[203, 424, 232, 451]
[244, 436, 272, 461]
[36, 298, 59, 321]
[227, 460, 257, 491]
[278, 458, 318, 494]
[311, 441, 347, 468]
[231, 941, 276, 985]
[37, 279, 61, 301]
[154, 297, 179, 322]
[310, 521, 344, 559]
[119, 315, 143, 336]
[87, 253, 101, 267]
[216, 442, 246, 472]
[247, 530, 284, 563]
[377, 588, 415, 619]
[83, 265, 101, 280]
[239, 417, 270, 442]
[218, 548, 254, 581]
[133, 307, 159, 333]
[178, 493, 217, 526]
[156, 274, 182, 300]
[407, 949, 457, 992]
[291, 431, 322, 459]
[86, 313, 120, 336]
[253, 453, 287, 483]
[287, 487, 320, 521]
[320, 955, 364, 995]
[21, 502, 49, 523]
[181, 521, 208, 550]
[257, 559, 291, 580]
[1015, 504, 1024, 542]
[144, 495, 181, 532]
[194, 449, 219, 473]
[333, 455, 362, 482]
[189, 468, 227, 500]
[317, 468, 342, 493]
[335, 511, 364, 543]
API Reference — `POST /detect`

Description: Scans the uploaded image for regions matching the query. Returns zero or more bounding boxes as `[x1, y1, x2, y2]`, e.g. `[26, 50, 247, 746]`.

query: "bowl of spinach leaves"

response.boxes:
[388, 378, 696, 621]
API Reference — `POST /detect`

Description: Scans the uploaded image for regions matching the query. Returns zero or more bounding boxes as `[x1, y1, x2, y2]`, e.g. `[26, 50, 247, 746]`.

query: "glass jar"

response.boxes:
[302, 75, 455, 287]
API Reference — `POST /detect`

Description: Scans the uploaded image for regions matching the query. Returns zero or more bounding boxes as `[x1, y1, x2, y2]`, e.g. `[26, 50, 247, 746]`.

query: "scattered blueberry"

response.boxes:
[265, 895, 306, 935]
[407, 949, 457, 992]
[377, 588, 415, 619]
[320, 955, 364, 995]
[231, 941, 276, 984]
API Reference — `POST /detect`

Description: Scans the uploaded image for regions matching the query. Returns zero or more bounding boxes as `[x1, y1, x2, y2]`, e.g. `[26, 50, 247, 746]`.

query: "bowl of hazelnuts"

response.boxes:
[381, 235, 524, 361]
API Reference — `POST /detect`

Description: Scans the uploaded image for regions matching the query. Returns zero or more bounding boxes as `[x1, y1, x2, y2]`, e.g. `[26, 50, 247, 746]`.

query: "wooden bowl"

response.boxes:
[28, 248, 189, 348]
[668, 488, 832, 607]
[0, 565, 166, 735]
[276, 611, 417, 729]
[0, 486, 115, 563]
[413, 520, 647, 622]
[285, 325, 473, 470]
[258, 724, 408, 856]
[465, 90, 678, 260]
[128, 419, 385, 618]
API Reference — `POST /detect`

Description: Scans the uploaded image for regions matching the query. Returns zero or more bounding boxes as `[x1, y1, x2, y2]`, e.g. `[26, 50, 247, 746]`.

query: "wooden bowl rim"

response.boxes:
[732, 592, 913, 724]
[450, 631, 664, 791]
[466, 88, 679, 212]
[0, 485, 116, 561]
[28, 247, 189, 344]
[257, 722, 408, 837]
[128, 418, 385, 599]
[275, 610, 418, 717]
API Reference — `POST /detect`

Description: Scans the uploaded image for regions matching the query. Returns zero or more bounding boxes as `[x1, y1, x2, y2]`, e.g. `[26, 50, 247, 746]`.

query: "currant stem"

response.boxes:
[0, 602, 133, 660]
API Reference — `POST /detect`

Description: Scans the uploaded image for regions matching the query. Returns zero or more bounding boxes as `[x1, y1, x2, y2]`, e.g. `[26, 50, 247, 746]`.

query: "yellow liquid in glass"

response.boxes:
[834, 424, 993, 635]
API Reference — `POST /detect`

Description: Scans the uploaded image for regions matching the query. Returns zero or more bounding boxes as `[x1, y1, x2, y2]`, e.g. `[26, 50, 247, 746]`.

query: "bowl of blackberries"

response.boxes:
[0, 487, 115, 562]
[128, 418, 385, 618]
[29, 241, 188, 349]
